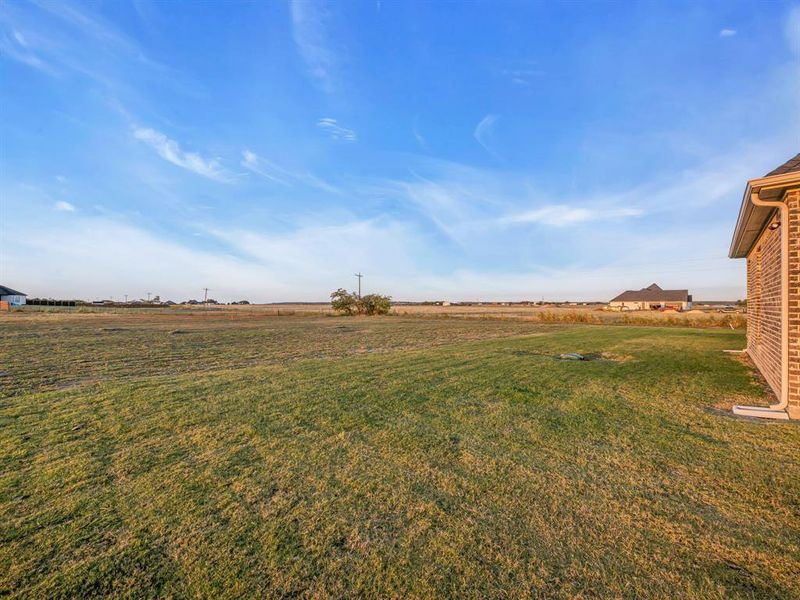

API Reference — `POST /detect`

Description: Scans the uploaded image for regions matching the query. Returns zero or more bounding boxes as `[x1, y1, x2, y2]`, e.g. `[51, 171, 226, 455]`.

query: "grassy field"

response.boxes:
[390, 303, 747, 328]
[20, 302, 747, 329]
[1, 311, 798, 598]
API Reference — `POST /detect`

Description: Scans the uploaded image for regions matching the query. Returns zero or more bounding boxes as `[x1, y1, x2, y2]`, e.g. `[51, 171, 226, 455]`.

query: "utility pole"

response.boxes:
[146, 292, 151, 302]
[203, 288, 210, 305]
[354, 273, 363, 298]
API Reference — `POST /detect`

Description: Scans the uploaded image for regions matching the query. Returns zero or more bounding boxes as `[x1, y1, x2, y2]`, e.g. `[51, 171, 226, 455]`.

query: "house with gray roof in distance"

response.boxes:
[608, 283, 692, 311]
[0, 285, 27, 306]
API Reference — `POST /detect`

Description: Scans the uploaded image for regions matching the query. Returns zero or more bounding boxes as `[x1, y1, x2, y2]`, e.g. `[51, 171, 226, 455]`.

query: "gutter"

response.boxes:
[732, 189, 790, 420]
[728, 184, 756, 258]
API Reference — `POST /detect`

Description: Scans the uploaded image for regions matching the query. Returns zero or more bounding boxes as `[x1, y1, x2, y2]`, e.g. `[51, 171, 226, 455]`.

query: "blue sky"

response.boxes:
[2, 0, 799, 302]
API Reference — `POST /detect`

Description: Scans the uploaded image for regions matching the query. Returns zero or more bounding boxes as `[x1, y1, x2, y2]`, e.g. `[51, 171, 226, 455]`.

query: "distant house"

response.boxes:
[608, 283, 692, 311]
[729, 153, 800, 420]
[0, 285, 27, 306]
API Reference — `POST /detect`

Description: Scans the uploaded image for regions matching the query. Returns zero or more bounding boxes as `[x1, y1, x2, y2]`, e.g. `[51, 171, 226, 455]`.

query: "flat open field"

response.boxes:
[392, 304, 746, 327]
[24, 302, 747, 328]
[1, 311, 797, 598]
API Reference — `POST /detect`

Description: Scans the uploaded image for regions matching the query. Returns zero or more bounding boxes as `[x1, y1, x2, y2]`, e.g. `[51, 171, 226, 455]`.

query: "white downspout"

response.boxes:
[732, 191, 790, 420]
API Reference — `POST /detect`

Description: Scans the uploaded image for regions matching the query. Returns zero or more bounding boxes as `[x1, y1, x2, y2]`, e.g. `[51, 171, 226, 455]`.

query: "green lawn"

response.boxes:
[1, 313, 798, 598]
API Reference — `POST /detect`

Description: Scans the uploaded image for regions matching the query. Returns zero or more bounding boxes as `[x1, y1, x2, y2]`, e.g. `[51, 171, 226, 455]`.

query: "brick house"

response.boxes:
[608, 283, 692, 311]
[729, 153, 800, 420]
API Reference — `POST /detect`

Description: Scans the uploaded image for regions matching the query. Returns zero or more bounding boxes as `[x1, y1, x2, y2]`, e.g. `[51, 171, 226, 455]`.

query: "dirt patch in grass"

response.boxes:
[510, 349, 630, 362]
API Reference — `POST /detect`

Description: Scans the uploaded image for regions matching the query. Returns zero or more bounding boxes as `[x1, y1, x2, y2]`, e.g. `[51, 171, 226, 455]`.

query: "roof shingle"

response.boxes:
[765, 153, 800, 177]
[610, 284, 690, 303]
[0, 285, 26, 296]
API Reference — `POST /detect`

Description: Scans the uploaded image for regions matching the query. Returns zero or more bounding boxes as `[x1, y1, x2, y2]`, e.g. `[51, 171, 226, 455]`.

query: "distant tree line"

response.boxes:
[330, 289, 391, 315]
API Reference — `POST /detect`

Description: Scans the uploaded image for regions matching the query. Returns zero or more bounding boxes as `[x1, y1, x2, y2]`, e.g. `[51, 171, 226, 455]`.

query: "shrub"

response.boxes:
[360, 293, 391, 315]
[330, 289, 358, 315]
[330, 290, 392, 315]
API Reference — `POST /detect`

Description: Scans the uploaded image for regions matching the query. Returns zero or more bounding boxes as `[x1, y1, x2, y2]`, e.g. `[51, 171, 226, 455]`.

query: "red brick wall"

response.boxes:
[786, 191, 800, 418]
[746, 211, 783, 400]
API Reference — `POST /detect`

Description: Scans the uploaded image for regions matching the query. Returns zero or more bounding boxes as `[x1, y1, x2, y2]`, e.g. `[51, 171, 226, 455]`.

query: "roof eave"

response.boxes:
[0, 287, 26, 296]
[728, 182, 755, 259]
[729, 172, 800, 259]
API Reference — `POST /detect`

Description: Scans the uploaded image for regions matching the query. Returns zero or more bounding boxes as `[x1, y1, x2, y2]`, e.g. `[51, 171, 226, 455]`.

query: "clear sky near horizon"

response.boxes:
[2, 1, 799, 302]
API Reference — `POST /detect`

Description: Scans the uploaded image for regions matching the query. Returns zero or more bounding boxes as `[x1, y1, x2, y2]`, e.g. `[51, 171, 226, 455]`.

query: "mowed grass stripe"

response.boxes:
[0, 315, 565, 398]
[1, 320, 799, 598]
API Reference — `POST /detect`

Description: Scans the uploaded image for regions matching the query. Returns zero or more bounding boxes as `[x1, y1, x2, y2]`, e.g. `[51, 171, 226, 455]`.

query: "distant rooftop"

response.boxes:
[0, 285, 26, 296]
[610, 283, 690, 303]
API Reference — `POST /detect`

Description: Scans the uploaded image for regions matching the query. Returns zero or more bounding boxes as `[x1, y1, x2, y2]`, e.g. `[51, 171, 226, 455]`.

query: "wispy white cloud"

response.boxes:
[0, 0, 186, 99]
[28, 0, 162, 69]
[133, 127, 230, 182]
[317, 118, 357, 141]
[501, 67, 545, 86]
[499, 205, 643, 227]
[209, 219, 416, 281]
[412, 120, 431, 152]
[54, 200, 75, 212]
[363, 143, 777, 252]
[384, 170, 643, 241]
[0, 28, 54, 74]
[295, 171, 342, 195]
[474, 114, 501, 158]
[241, 149, 341, 193]
[241, 150, 292, 186]
[390, 173, 473, 242]
[290, 0, 338, 94]
[719, 28, 737, 37]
